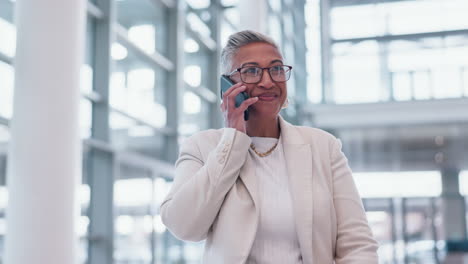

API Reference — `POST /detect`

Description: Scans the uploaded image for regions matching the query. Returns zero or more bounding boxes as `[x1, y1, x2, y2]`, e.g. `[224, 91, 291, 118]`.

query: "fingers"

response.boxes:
[222, 85, 247, 112]
[237, 97, 258, 112]
[223, 82, 243, 98]
[223, 85, 246, 105]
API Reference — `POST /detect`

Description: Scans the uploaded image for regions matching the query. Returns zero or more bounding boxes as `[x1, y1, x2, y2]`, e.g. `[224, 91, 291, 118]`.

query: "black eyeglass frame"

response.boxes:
[226, 65, 293, 84]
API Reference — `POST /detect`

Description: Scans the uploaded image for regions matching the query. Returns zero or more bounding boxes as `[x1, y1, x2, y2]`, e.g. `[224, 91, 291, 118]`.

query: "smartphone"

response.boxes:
[220, 75, 249, 121]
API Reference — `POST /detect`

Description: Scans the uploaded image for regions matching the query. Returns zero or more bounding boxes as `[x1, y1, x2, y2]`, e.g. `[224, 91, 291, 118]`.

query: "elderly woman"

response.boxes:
[161, 30, 378, 264]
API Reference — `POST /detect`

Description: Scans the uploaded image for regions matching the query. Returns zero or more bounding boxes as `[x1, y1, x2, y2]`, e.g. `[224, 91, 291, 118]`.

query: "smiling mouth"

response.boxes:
[257, 93, 278, 101]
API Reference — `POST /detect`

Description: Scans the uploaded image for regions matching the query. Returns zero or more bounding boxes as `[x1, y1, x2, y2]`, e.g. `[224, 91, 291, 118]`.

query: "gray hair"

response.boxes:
[220, 30, 279, 75]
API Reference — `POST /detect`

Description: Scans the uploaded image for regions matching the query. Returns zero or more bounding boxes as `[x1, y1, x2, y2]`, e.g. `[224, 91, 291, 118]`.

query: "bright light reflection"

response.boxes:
[0, 61, 14, 118]
[184, 38, 200, 53]
[366, 211, 388, 223]
[0, 18, 16, 57]
[183, 92, 201, 114]
[128, 125, 154, 137]
[0, 126, 10, 143]
[154, 215, 166, 234]
[76, 216, 89, 237]
[0, 187, 8, 209]
[111, 43, 128, 61]
[187, 13, 211, 37]
[154, 178, 170, 204]
[353, 171, 441, 198]
[115, 179, 152, 207]
[186, 0, 210, 9]
[460, 171, 468, 195]
[0, 219, 6, 235]
[116, 215, 135, 235]
[78, 184, 90, 207]
[184, 65, 202, 87]
[128, 24, 155, 54]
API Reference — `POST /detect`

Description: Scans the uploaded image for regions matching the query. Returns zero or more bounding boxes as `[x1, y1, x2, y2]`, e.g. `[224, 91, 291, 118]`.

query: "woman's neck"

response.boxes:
[246, 115, 280, 138]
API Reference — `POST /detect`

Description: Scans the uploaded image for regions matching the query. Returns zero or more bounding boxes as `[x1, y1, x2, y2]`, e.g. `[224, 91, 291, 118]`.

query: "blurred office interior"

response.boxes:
[0, 0, 468, 263]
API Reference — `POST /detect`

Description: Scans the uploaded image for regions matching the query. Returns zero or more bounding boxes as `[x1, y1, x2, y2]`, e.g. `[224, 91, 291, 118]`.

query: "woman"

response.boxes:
[161, 30, 378, 264]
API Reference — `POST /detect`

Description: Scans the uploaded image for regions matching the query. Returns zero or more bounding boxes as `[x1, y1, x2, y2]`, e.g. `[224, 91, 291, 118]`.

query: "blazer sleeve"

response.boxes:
[331, 138, 379, 264]
[160, 128, 251, 242]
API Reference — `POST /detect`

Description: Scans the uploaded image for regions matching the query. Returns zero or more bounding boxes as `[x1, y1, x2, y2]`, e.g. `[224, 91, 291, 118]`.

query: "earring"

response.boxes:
[281, 98, 289, 109]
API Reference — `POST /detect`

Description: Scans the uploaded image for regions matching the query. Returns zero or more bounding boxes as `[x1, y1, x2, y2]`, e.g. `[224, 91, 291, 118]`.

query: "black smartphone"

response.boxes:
[220, 75, 249, 121]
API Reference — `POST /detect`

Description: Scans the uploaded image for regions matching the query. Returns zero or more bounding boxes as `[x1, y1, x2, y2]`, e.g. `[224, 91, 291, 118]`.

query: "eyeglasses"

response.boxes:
[227, 65, 293, 84]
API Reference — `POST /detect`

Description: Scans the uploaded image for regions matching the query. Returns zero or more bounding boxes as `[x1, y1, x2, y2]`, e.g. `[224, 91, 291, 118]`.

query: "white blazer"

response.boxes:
[161, 116, 379, 264]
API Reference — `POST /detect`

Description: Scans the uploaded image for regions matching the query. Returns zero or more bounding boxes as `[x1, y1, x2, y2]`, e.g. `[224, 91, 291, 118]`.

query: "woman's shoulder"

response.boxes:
[181, 128, 225, 146]
[292, 125, 337, 143]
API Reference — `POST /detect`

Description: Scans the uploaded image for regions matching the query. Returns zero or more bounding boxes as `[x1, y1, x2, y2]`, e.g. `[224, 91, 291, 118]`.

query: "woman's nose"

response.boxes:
[257, 69, 274, 89]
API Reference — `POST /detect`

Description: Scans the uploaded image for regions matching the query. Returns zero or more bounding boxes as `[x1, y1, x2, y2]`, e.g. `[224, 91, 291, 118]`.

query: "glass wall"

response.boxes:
[1, 0, 315, 260]
[0, 0, 14, 261]
[308, 0, 468, 104]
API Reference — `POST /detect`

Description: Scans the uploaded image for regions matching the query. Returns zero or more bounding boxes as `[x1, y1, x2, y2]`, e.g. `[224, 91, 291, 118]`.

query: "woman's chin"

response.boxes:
[249, 105, 281, 117]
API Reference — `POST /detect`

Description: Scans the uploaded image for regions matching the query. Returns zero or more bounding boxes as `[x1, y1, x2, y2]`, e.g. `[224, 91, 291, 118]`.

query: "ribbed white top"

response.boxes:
[246, 136, 303, 264]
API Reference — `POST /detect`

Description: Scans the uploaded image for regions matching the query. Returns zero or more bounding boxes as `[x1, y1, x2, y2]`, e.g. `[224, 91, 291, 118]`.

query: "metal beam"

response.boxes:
[186, 85, 217, 104]
[81, 91, 103, 103]
[331, 0, 411, 7]
[333, 29, 468, 44]
[84, 138, 175, 179]
[307, 98, 468, 129]
[87, 0, 115, 262]
[186, 24, 217, 52]
[164, 0, 185, 162]
[114, 24, 175, 72]
[87, 2, 104, 20]
[0, 116, 9, 126]
[110, 107, 175, 135]
[0, 51, 13, 65]
[159, 0, 176, 9]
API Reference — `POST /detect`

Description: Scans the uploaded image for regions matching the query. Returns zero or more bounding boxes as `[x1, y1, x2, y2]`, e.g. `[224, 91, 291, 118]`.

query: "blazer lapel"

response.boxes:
[239, 154, 259, 207]
[280, 116, 314, 264]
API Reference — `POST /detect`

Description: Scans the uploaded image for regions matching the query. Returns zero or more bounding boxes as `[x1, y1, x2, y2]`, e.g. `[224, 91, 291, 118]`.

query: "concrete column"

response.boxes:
[238, 0, 269, 34]
[5, 0, 86, 263]
[440, 167, 467, 240]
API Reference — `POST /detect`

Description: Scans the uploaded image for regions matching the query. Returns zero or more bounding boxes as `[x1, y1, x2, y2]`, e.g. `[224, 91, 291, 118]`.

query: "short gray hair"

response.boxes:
[220, 30, 279, 75]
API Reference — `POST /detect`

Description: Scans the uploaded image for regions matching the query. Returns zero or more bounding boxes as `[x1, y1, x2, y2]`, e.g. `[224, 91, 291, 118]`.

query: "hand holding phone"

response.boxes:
[219, 75, 258, 132]
[220, 75, 250, 121]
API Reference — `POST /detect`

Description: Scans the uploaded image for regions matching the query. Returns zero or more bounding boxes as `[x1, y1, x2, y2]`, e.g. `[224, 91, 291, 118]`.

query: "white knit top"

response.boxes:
[246, 136, 303, 264]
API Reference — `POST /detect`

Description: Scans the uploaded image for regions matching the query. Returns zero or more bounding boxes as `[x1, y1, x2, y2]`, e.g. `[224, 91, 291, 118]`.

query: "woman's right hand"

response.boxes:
[220, 82, 259, 134]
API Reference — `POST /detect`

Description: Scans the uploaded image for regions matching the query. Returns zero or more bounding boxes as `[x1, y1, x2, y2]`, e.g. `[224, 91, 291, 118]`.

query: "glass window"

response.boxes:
[392, 72, 412, 101]
[331, 4, 387, 40]
[0, 0, 16, 58]
[187, 12, 212, 38]
[114, 167, 153, 264]
[354, 171, 442, 198]
[269, 0, 281, 12]
[220, 19, 236, 48]
[111, 42, 168, 131]
[305, 0, 322, 103]
[186, 0, 210, 10]
[460, 171, 468, 196]
[331, 0, 468, 39]
[0, 61, 13, 119]
[283, 13, 294, 39]
[268, 16, 282, 49]
[116, 0, 169, 56]
[332, 41, 381, 104]
[463, 67, 468, 97]
[223, 7, 239, 27]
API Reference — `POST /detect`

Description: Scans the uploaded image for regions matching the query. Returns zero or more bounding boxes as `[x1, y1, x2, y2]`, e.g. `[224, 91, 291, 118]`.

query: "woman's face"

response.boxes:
[230, 42, 287, 119]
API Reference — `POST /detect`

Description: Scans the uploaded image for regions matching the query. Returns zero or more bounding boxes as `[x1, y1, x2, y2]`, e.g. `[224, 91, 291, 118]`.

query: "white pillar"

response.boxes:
[5, 0, 86, 263]
[239, 0, 269, 34]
